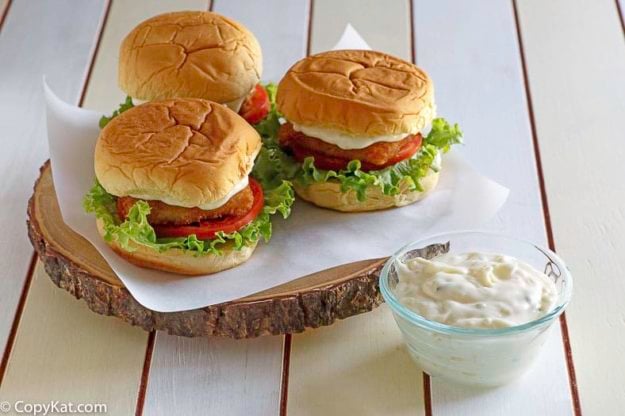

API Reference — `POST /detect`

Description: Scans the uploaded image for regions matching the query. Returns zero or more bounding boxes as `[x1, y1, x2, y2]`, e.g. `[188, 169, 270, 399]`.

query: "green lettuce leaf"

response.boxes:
[99, 96, 135, 128]
[252, 140, 300, 190]
[253, 83, 281, 139]
[89, 86, 296, 256]
[262, 117, 463, 201]
[250, 83, 301, 190]
[424, 118, 463, 152]
[296, 144, 440, 201]
[83, 177, 294, 256]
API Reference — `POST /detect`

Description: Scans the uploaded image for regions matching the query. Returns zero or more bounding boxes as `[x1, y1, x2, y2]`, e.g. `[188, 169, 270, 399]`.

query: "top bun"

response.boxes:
[94, 98, 261, 208]
[277, 50, 435, 137]
[119, 11, 262, 104]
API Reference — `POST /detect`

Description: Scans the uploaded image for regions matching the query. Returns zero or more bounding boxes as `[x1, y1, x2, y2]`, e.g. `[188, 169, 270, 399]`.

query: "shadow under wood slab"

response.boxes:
[26, 162, 386, 338]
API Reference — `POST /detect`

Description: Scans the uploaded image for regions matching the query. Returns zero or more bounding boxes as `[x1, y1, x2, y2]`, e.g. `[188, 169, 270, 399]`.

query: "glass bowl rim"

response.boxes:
[379, 230, 573, 336]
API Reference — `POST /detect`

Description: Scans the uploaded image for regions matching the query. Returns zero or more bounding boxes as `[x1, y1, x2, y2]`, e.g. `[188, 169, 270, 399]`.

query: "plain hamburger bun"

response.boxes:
[277, 50, 436, 138]
[119, 11, 262, 106]
[97, 219, 257, 275]
[294, 169, 439, 212]
[94, 98, 261, 209]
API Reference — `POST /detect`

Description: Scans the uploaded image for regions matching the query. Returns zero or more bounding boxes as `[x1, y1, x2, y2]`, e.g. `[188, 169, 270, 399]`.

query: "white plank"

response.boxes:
[288, 306, 426, 415]
[0, 264, 148, 415]
[412, 1, 574, 414]
[0, 3, 152, 414]
[517, 0, 625, 414]
[0, 0, 9, 23]
[82, 0, 209, 113]
[136, 1, 309, 414]
[213, 0, 310, 83]
[144, 335, 284, 416]
[287, 2, 426, 415]
[0, 0, 105, 365]
[309, 0, 412, 60]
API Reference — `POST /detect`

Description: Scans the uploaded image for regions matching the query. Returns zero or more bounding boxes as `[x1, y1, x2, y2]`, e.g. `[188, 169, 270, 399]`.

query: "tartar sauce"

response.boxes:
[291, 123, 414, 150]
[394, 252, 557, 329]
[127, 148, 259, 210]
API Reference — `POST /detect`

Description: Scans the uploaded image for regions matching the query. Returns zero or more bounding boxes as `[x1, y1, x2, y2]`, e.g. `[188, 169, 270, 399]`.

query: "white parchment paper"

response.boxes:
[43, 26, 509, 312]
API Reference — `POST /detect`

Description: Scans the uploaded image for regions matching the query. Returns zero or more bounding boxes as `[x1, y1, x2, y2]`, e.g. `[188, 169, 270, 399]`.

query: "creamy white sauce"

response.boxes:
[224, 95, 246, 112]
[132, 93, 248, 112]
[128, 175, 248, 210]
[431, 151, 442, 171]
[129, 148, 259, 210]
[394, 252, 557, 329]
[291, 122, 416, 150]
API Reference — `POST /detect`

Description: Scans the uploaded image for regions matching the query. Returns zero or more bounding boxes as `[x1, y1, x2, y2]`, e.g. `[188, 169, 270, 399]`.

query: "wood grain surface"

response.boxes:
[28, 162, 386, 337]
[413, 1, 574, 414]
[309, 0, 412, 59]
[2, 0, 624, 414]
[0, 0, 108, 383]
[144, 334, 284, 416]
[285, 2, 425, 415]
[619, 0, 625, 33]
[0, 263, 147, 414]
[0, 0, 10, 28]
[142, 1, 310, 414]
[213, 0, 310, 83]
[517, 0, 625, 413]
[0, 2, 153, 413]
[288, 305, 426, 416]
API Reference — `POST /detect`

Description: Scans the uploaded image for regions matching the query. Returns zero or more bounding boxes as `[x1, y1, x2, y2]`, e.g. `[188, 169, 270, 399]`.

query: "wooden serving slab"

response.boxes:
[27, 162, 387, 338]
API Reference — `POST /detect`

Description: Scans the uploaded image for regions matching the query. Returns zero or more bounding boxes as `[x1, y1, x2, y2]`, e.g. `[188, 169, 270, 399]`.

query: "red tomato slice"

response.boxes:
[153, 178, 264, 240]
[239, 84, 270, 125]
[373, 134, 423, 169]
[290, 134, 423, 172]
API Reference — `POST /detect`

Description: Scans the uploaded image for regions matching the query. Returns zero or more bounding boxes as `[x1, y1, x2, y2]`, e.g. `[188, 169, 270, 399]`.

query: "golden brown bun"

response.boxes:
[97, 219, 256, 275]
[294, 170, 439, 212]
[276, 50, 435, 137]
[119, 11, 262, 104]
[94, 98, 261, 208]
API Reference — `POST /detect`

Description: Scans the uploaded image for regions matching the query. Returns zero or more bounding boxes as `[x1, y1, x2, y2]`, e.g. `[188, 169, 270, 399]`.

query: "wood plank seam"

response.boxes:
[422, 372, 432, 416]
[409, 0, 432, 411]
[0, 253, 36, 387]
[306, 0, 314, 56]
[512, 1, 582, 415]
[409, 0, 416, 64]
[134, 1, 213, 414]
[0, 0, 112, 389]
[0, 0, 12, 34]
[135, 331, 156, 416]
[79, 0, 113, 107]
[279, 2, 313, 414]
[279, 334, 292, 416]
[616, 0, 625, 39]
[134, 2, 212, 414]
[0, 0, 17, 383]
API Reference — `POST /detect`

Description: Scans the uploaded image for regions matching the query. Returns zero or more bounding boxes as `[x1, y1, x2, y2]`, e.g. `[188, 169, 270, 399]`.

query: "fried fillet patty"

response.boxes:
[116, 184, 254, 226]
[278, 122, 419, 167]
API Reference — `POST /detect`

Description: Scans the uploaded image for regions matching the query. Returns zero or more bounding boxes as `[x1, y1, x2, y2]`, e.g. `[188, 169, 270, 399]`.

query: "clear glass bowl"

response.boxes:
[379, 231, 573, 386]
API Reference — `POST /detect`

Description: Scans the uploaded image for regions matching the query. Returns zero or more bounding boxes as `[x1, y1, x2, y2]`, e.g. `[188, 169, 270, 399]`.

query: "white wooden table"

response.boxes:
[1, 0, 624, 414]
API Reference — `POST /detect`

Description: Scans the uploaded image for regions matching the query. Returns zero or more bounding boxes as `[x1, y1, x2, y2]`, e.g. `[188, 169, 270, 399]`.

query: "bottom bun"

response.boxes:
[97, 219, 257, 275]
[293, 169, 440, 212]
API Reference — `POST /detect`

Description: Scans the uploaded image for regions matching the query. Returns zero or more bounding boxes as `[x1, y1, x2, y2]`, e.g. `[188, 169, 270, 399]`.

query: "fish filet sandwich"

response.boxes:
[274, 49, 463, 212]
[84, 98, 294, 275]
[102, 11, 270, 127]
